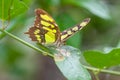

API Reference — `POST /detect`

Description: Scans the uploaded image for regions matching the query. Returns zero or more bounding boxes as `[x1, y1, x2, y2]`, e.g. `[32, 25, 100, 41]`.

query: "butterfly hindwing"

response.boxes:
[25, 9, 61, 45]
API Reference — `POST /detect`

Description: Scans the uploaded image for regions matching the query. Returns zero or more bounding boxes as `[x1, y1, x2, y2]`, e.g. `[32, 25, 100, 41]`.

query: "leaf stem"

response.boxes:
[0, 29, 54, 57]
[83, 65, 120, 76]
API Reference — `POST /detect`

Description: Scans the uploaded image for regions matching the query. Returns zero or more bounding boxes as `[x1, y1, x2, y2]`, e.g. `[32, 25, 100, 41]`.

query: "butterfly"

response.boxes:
[25, 9, 90, 47]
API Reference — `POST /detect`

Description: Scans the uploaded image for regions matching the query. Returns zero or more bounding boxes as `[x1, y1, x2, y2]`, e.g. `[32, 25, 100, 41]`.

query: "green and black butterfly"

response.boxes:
[25, 9, 90, 47]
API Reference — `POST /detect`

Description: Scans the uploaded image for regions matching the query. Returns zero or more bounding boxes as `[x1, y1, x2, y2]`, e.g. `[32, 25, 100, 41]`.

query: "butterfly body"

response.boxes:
[25, 9, 90, 47]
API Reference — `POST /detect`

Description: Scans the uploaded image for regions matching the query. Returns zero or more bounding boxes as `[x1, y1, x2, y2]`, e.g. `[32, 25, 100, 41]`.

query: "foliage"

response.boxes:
[84, 48, 120, 68]
[0, 0, 31, 20]
[0, 0, 120, 80]
[55, 45, 91, 80]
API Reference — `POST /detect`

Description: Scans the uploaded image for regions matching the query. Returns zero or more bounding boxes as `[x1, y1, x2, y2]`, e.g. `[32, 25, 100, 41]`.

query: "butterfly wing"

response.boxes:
[25, 9, 61, 45]
[61, 18, 90, 42]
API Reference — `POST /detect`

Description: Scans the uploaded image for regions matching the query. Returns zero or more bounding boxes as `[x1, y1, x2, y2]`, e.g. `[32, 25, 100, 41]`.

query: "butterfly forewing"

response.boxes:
[25, 9, 61, 45]
[61, 18, 90, 42]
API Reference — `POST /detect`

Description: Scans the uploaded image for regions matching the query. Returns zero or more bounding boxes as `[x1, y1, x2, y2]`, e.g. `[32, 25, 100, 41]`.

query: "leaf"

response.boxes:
[55, 46, 91, 80]
[0, 0, 31, 20]
[81, 0, 110, 19]
[83, 48, 120, 68]
[62, 0, 111, 19]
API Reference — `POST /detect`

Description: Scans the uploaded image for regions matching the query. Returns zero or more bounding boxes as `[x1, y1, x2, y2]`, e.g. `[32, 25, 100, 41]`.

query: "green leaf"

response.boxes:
[81, 0, 110, 19]
[55, 46, 91, 80]
[0, 0, 31, 20]
[83, 48, 120, 68]
[62, 0, 110, 19]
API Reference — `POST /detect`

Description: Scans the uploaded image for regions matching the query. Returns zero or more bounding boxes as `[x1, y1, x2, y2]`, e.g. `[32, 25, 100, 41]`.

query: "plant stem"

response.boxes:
[83, 65, 120, 76]
[1, 29, 120, 76]
[0, 29, 54, 57]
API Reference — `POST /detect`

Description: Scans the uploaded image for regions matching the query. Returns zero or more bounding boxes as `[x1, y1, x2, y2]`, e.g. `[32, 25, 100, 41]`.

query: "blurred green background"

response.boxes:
[0, 0, 120, 80]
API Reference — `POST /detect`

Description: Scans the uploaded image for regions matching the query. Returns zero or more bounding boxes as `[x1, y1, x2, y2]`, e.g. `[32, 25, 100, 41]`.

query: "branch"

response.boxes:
[83, 65, 120, 76]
